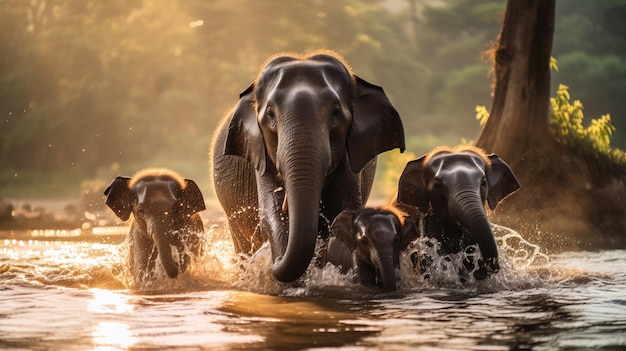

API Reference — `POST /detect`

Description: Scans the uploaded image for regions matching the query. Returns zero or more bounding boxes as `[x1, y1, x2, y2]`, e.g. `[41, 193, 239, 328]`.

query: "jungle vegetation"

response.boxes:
[1, 0, 625, 200]
[474, 0, 626, 251]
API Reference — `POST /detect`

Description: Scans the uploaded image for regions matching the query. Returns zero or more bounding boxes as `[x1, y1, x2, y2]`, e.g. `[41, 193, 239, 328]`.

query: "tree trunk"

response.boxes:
[475, 0, 626, 252]
[476, 0, 555, 164]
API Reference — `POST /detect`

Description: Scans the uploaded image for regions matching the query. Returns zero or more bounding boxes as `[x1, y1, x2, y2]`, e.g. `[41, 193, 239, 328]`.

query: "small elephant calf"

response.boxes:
[104, 168, 206, 284]
[394, 145, 520, 280]
[326, 206, 418, 292]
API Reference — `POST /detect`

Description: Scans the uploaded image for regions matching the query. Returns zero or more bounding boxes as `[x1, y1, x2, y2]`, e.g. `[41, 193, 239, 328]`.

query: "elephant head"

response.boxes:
[330, 206, 418, 292]
[223, 51, 405, 282]
[396, 146, 520, 279]
[104, 168, 206, 279]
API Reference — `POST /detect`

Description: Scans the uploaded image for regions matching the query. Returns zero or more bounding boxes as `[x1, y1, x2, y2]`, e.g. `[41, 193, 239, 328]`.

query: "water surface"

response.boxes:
[1, 223, 625, 350]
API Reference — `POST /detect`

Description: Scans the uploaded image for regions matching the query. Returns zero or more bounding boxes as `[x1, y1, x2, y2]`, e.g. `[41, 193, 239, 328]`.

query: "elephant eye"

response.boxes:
[265, 107, 277, 129]
[432, 178, 444, 190]
[356, 230, 368, 245]
[480, 178, 488, 189]
[135, 204, 145, 215]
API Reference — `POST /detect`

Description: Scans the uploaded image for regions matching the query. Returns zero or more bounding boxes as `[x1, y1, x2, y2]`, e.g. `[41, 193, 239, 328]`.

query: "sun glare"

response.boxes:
[89, 289, 137, 350]
[88, 289, 134, 314]
[92, 321, 138, 350]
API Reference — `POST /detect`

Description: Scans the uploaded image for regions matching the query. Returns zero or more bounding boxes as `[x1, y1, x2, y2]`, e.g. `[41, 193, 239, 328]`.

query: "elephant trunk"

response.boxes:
[450, 190, 499, 274]
[147, 220, 180, 279]
[375, 254, 398, 292]
[271, 122, 330, 283]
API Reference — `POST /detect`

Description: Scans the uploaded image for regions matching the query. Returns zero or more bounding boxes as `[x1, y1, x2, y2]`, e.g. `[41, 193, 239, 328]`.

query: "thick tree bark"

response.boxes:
[475, 0, 626, 251]
[476, 0, 555, 164]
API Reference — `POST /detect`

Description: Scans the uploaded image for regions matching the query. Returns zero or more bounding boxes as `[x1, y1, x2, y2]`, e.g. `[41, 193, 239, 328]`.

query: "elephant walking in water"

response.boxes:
[393, 145, 520, 280]
[326, 206, 418, 292]
[211, 50, 405, 283]
[104, 168, 206, 285]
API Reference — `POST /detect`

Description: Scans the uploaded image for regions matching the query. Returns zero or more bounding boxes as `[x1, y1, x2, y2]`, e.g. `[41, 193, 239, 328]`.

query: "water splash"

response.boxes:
[0, 220, 565, 297]
[226, 222, 560, 296]
[395, 223, 554, 293]
[129, 224, 240, 294]
[0, 239, 126, 290]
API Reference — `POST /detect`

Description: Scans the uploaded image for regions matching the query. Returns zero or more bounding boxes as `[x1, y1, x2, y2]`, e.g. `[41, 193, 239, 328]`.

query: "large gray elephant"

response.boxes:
[104, 168, 206, 283]
[211, 51, 405, 283]
[327, 206, 418, 292]
[394, 145, 520, 280]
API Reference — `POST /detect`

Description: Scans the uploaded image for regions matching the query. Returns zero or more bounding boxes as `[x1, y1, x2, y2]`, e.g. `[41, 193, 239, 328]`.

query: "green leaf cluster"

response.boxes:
[552, 0, 626, 147]
[474, 80, 626, 169]
[549, 84, 626, 167]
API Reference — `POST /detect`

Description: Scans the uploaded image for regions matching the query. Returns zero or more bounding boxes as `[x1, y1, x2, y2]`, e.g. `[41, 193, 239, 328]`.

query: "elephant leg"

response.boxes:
[213, 152, 263, 254]
[129, 226, 155, 281]
[355, 255, 377, 287]
[320, 159, 368, 236]
[326, 237, 354, 274]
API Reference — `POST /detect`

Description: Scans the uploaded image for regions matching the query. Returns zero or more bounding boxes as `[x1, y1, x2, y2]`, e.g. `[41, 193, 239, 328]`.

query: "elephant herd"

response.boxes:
[104, 50, 520, 292]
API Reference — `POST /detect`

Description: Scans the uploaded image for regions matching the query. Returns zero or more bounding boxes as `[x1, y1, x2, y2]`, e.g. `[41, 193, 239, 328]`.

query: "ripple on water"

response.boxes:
[1, 223, 626, 350]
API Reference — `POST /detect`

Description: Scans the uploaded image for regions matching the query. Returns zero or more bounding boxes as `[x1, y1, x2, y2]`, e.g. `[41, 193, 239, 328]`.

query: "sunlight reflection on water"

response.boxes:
[0, 223, 625, 350]
[88, 289, 134, 314]
[92, 321, 137, 350]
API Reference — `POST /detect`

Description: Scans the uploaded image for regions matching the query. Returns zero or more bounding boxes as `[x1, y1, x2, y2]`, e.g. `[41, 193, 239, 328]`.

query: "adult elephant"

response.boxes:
[394, 145, 520, 280]
[104, 168, 206, 283]
[211, 51, 405, 283]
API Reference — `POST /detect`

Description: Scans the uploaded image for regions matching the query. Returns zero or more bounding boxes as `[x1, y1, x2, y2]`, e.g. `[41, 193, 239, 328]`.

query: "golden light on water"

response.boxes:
[92, 322, 137, 350]
[88, 289, 134, 314]
[89, 289, 136, 350]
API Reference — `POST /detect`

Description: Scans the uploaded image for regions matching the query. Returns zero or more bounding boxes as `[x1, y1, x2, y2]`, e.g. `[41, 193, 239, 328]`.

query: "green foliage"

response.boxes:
[475, 81, 626, 168]
[1, 0, 625, 198]
[435, 63, 491, 133]
[549, 84, 626, 166]
[552, 0, 626, 146]
[475, 105, 490, 126]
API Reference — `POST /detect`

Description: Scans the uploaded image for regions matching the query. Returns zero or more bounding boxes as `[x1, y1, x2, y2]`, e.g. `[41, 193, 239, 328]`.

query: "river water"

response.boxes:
[1, 222, 625, 350]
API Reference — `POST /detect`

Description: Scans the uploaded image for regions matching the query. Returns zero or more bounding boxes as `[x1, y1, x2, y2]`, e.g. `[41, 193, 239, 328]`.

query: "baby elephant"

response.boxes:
[326, 206, 418, 292]
[394, 145, 520, 280]
[104, 168, 206, 283]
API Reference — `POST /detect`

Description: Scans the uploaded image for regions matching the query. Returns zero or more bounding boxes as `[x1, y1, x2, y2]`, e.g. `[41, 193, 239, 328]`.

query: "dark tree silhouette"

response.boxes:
[476, 0, 626, 251]
[476, 0, 555, 159]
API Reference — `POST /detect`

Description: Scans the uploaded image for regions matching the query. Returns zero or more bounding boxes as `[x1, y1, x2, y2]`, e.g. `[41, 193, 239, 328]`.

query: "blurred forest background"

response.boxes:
[1, 0, 625, 202]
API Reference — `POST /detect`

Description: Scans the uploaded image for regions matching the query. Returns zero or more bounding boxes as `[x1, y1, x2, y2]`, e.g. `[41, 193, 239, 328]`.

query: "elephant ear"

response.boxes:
[397, 156, 430, 212]
[347, 76, 406, 173]
[181, 179, 206, 216]
[224, 83, 267, 175]
[399, 215, 420, 251]
[330, 210, 357, 250]
[104, 176, 133, 221]
[486, 154, 521, 210]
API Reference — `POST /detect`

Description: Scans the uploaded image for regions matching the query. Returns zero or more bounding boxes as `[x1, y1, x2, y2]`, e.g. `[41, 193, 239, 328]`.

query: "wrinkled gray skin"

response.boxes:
[211, 52, 405, 283]
[104, 172, 205, 282]
[327, 208, 418, 292]
[395, 150, 520, 280]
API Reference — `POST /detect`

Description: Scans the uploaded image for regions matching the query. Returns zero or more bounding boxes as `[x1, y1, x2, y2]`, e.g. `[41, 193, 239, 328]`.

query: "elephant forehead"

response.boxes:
[431, 152, 486, 170]
[430, 153, 487, 181]
[133, 179, 178, 203]
[261, 61, 352, 95]
[357, 213, 399, 237]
